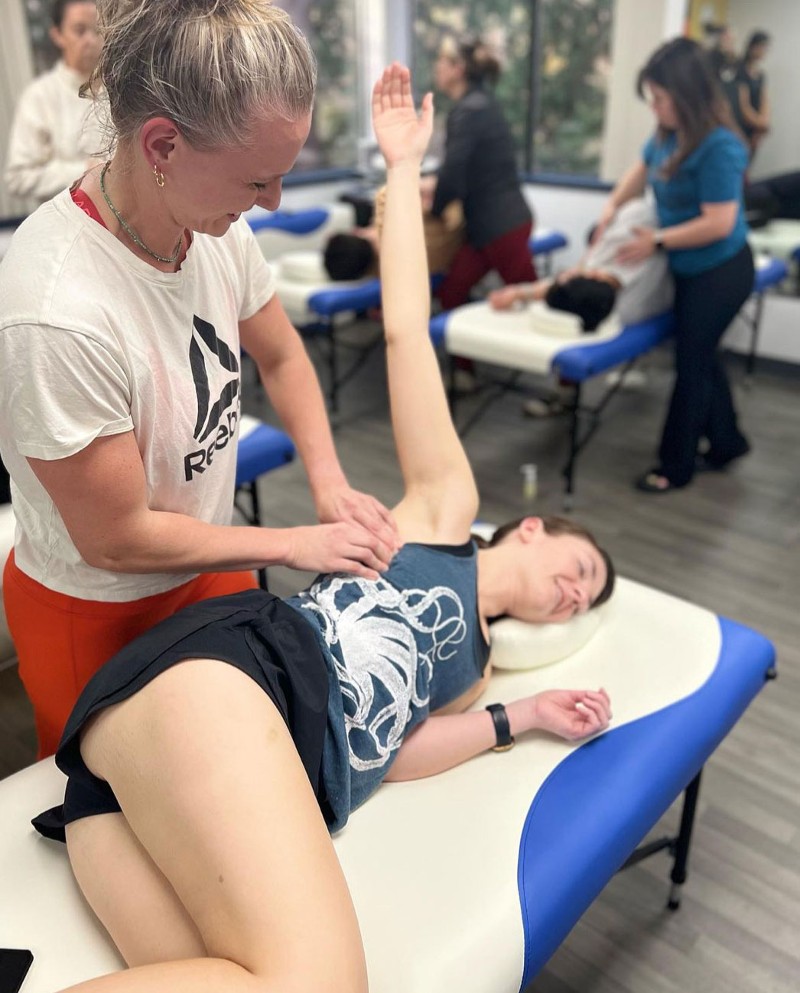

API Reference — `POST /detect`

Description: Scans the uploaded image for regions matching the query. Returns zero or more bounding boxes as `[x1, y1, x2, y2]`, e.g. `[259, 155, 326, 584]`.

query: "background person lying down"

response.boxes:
[491, 197, 674, 329]
[323, 183, 466, 280]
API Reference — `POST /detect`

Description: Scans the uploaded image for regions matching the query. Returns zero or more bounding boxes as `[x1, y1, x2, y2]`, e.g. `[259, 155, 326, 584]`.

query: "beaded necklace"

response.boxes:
[99, 161, 183, 265]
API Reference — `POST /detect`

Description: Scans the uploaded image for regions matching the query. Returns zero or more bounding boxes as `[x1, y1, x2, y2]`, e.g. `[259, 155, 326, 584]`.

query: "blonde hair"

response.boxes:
[86, 0, 317, 150]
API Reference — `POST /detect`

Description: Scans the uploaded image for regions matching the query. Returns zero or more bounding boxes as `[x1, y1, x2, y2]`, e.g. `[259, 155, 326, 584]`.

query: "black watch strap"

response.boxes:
[486, 703, 515, 752]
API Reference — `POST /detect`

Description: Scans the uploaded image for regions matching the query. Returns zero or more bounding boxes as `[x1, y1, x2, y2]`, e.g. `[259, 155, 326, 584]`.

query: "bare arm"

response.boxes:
[385, 688, 612, 781]
[616, 200, 739, 264]
[737, 81, 770, 131]
[27, 431, 394, 577]
[373, 64, 479, 543]
[489, 278, 554, 310]
[239, 295, 398, 552]
[593, 160, 648, 237]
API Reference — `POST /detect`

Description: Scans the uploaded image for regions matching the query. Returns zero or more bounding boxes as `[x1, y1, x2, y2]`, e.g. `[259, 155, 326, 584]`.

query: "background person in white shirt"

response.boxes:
[4, 0, 103, 202]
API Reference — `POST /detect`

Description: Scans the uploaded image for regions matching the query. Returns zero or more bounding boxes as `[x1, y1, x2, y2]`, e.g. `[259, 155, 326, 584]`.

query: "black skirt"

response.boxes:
[33, 590, 331, 842]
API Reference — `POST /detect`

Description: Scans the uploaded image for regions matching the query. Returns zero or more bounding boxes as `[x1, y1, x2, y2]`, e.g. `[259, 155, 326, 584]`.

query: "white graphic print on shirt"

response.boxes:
[300, 575, 468, 771]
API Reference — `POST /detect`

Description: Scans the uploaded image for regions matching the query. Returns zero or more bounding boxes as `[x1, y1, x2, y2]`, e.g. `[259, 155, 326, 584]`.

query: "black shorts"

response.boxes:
[33, 590, 331, 842]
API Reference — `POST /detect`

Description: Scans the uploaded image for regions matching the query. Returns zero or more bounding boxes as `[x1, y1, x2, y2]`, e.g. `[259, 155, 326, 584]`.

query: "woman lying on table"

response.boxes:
[39, 65, 614, 993]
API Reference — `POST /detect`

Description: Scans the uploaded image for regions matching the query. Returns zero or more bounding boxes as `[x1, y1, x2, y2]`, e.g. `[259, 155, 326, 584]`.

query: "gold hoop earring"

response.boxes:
[153, 163, 165, 188]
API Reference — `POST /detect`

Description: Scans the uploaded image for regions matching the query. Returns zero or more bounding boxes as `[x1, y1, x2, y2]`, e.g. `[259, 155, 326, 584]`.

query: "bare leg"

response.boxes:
[60, 658, 367, 993]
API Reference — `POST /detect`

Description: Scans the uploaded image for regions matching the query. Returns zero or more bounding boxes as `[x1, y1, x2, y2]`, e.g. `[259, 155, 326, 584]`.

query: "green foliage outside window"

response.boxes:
[277, 0, 360, 171]
[413, 0, 613, 178]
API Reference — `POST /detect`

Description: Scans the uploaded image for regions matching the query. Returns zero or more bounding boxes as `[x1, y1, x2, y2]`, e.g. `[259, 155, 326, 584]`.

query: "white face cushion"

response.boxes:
[488, 607, 604, 670]
[278, 250, 329, 283]
[471, 522, 607, 669]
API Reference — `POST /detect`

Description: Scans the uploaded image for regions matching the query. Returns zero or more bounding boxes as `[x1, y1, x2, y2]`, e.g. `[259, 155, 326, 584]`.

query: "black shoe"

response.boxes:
[695, 440, 751, 473]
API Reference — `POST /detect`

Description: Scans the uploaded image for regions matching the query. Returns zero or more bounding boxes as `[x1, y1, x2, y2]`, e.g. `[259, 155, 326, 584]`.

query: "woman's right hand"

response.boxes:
[279, 522, 396, 579]
[373, 63, 434, 169]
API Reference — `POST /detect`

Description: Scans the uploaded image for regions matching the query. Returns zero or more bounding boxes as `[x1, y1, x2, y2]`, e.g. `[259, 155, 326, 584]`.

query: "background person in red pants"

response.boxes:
[431, 33, 537, 390]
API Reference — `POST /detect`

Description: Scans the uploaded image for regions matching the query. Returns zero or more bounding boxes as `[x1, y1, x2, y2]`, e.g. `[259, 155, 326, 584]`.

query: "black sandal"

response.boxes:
[634, 469, 681, 493]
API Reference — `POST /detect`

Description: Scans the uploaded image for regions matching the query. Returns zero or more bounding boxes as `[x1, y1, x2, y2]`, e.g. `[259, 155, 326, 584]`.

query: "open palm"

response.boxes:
[372, 63, 434, 168]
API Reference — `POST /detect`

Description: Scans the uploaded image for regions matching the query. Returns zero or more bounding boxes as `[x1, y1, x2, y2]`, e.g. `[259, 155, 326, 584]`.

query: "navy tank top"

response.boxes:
[287, 540, 489, 833]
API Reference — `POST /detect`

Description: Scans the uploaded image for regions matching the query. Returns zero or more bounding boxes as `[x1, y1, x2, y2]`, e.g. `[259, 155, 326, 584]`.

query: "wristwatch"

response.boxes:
[486, 703, 515, 752]
[653, 230, 667, 251]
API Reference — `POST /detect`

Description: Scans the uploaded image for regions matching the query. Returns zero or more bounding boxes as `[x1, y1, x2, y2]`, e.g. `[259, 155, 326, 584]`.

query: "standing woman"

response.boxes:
[431, 34, 537, 316]
[0, 0, 397, 758]
[735, 31, 771, 162]
[5, 0, 103, 203]
[601, 37, 752, 493]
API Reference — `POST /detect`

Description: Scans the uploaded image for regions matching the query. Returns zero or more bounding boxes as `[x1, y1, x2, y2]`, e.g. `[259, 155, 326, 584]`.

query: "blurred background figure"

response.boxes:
[734, 30, 771, 162]
[703, 21, 737, 80]
[4, 0, 103, 203]
[431, 33, 537, 391]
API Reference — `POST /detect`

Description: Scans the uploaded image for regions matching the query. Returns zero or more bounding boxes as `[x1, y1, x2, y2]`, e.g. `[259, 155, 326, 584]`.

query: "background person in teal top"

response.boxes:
[594, 37, 753, 493]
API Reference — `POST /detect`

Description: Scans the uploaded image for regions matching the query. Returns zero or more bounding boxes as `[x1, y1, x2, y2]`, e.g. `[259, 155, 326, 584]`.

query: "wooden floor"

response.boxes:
[1, 326, 798, 991]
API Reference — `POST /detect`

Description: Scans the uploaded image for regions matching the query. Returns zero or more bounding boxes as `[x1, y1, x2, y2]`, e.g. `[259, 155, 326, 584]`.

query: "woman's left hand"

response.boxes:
[616, 226, 657, 264]
[316, 483, 402, 559]
[373, 63, 434, 169]
[531, 688, 612, 741]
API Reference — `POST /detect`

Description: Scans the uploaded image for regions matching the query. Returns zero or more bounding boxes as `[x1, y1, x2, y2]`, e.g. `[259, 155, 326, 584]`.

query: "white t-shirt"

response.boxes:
[0, 190, 275, 600]
[585, 197, 674, 325]
[4, 61, 104, 202]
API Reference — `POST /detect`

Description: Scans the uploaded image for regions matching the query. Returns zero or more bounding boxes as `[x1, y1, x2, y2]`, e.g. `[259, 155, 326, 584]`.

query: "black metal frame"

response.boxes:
[619, 771, 702, 911]
[737, 287, 768, 381]
[301, 316, 384, 415]
[447, 285, 772, 508]
[619, 664, 776, 909]
[448, 354, 645, 509]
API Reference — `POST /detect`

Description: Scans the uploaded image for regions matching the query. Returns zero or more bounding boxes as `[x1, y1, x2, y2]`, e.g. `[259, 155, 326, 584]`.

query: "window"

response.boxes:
[535, 0, 613, 176]
[276, 0, 361, 173]
[412, 0, 614, 181]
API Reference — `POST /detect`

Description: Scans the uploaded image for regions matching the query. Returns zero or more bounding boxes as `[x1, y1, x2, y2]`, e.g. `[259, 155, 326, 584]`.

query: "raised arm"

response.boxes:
[374, 63, 479, 544]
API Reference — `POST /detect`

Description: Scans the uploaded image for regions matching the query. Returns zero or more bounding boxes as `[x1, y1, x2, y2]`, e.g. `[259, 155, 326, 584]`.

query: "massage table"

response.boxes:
[245, 202, 358, 260]
[252, 215, 571, 412]
[749, 219, 800, 273]
[430, 254, 788, 504]
[234, 414, 296, 590]
[528, 228, 569, 275]
[0, 577, 775, 991]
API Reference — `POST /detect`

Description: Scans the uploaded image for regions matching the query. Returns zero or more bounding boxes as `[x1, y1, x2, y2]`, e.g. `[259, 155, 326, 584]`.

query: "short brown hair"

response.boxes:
[472, 516, 616, 609]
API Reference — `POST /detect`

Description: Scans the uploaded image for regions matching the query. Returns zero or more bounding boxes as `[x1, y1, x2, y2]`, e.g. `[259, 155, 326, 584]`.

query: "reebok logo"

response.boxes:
[184, 315, 240, 481]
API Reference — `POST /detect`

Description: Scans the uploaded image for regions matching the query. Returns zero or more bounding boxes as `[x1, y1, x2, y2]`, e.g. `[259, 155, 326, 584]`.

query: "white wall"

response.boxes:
[600, 0, 687, 182]
[523, 183, 606, 268]
[726, 0, 800, 180]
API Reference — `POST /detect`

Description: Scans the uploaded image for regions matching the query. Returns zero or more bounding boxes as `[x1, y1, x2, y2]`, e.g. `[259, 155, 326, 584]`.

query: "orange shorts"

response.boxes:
[3, 551, 258, 758]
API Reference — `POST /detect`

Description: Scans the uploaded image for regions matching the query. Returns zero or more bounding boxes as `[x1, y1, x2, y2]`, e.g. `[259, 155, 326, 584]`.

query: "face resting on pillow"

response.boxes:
[475, 516, 615, 626]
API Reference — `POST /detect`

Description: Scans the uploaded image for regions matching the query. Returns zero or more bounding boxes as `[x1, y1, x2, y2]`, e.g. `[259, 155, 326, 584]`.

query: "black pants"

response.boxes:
[658, 244, 754, 486]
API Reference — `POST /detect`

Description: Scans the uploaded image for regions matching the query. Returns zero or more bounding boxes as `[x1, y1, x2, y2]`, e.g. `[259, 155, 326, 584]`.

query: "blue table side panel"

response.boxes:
[753, 257, 788, 291]
[531, 232, 569, 255]
[308, 279, 382, 317]
[553, 310, 675, 381]
[517, 616, 775, 988]
[247, 208, 330, 235]
[235, 424, 296, 487]
[429, 311, 449, 348]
